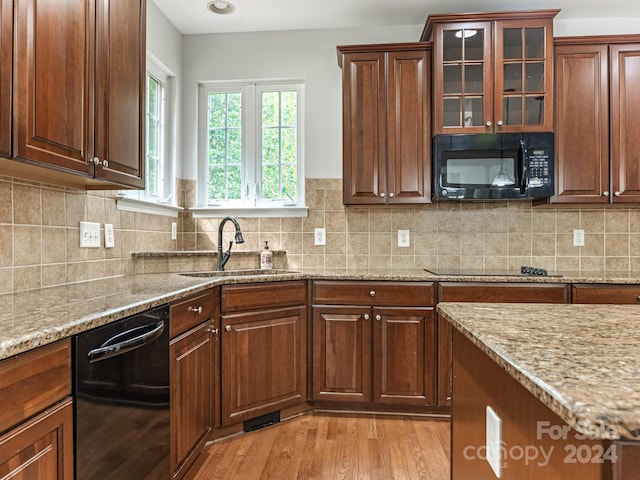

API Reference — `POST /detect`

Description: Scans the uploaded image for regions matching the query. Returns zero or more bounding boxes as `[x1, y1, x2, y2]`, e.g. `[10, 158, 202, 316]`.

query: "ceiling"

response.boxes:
[152, 0, 637, 35]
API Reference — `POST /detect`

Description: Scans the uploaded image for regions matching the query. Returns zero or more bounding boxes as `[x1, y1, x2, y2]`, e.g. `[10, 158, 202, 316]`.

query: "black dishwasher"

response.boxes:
[74, 304, 170, 479]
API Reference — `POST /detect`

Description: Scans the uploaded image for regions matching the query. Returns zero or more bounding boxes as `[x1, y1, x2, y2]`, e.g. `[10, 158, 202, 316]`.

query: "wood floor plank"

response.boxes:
[193, 413, 450, 479]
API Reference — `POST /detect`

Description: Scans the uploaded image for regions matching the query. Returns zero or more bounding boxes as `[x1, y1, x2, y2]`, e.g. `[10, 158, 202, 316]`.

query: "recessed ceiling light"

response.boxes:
[208, 0, 235, 15]
[455, 29, 477, 39]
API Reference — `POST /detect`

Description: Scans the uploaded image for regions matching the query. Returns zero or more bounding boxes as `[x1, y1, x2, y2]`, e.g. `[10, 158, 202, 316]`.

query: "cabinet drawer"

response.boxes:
[438, 282, 570, 303]
[312, 281, 436, 306]
[0, 339, 71, 435]
[572, 284, 640, 304]
[221, 281, 307, 313]
[170, 289, 216, 338]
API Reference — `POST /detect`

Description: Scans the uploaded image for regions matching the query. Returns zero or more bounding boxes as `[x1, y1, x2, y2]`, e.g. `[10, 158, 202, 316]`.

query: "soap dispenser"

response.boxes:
[260, 241, 273, 270]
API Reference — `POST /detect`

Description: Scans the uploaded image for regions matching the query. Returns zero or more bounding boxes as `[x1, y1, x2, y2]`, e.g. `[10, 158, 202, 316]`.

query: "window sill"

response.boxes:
[117, 197, 183, 217]
[191, 206, 309, 218]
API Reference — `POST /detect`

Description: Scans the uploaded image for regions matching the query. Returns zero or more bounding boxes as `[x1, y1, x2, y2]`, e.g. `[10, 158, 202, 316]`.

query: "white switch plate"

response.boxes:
[314, 228, 326, 246]
[79, 221, 101, 248]
[171, 222, 177, 241]
[486, 406, 502, 478]
[573, 229, 585, 247]
[398, 230, 410, 248]
[104, 223, 115, 248]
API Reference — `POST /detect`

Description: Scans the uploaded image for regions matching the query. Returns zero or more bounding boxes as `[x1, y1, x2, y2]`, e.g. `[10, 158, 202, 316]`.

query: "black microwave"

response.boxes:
[433, 132, 554, 201]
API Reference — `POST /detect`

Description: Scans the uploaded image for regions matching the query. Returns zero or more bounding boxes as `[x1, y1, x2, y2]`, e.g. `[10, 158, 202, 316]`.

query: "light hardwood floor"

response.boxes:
[191, 414, 450, 479]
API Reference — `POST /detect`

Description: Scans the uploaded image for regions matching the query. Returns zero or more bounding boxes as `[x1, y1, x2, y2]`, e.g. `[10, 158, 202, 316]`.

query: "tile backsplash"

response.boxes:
[2, 176, 640, 294]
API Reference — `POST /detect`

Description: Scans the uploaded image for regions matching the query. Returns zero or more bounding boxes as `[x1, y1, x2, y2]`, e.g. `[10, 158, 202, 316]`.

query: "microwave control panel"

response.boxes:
[528, 148, 552, 187]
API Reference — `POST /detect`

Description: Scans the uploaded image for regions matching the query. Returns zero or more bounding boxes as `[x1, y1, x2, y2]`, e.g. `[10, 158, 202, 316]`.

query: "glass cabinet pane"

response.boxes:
[503, 96, 523, 125]
[464, 97, 484, 126]
[503, 28, 522, 59]
[443, 30, 462, 62]
[443, 65, 462, 94]
[525, 95, 545, 125]
[443, 97, 462, 127]
[525, 28, 545, 58]
[503, 63, 522, 92]
[464, 64, 483, 94]
[465, 30, 484, 61]
[525, 62, 544, 91]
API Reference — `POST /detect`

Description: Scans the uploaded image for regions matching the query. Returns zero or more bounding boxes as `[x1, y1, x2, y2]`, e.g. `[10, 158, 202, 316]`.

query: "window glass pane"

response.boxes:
[145, 74, 163, 197]
[262, 91, 279, 127]
[281, 91, 297, 126]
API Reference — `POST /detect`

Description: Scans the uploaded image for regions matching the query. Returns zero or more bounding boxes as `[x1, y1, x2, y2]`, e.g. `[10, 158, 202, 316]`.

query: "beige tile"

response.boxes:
[196, 217, 218, 233]
[507, 210, 531, 234]
[87, 260, 106, 280]
[484, 204, 508, 233]
[0, 180, 11, 223]
[416, 255, 437, 270]
[369, 233, 391, 256]
[325, 232, 346, 254]
[105, 231, 123, 259]
[0, 268, 12, 293]
[303, 233, 325, 254]
[120, 210, 136, 230]
[529, 256, 556, 271]
[369, 210, 392, 233]
[507, 233, 532, 256]
[485, 233, 508, 256]
[507, 256, 533, 271]
[324, 188, 343, 211]
[437, 232, 460, 255]
[0, 225, 11, 267]
[414, 206, 437, 234]
[582, 233, 604, 256]
[303, 254, 324, 269]
[302, 210, 324, 232]
[281, 217, 303, 232]
[346, 232, 369, 255]
[414, 233, 437, 256]
[13, 265, 41, 291]
[392, 255, 416, 269]
[581, 256, 605, 272]
[325, 254, 346, 269]
[346, 254, 368, 270]
[258, 234, 281, 251]
[325, 210, 346, 233]
[437, 206, 460, 233]
[104, 259, 124, 278]
[556, 210, 580, 234]
[531, 209, 556, 234]
[14, 226, 41, 266]
[582, 209, 605, 233]
[391, 209, 415, 231]
[369, 255, 392, 270]
[346, 209, 369, 232]
[605, 233, 630, 257]
[86, 195, 106, 225]
[42, 188, 66, 227]
[460, 233, 484, 256]
[555, 256, 580, 272]
[42, 227, 67, 264]
[605, 209, 630, 233]
[259, 217, 281, 233]
[605, 256, 630, 273]
[460, 256, 484, 270]
[285, 254, 302, 271]
[66, 228, 87, 262]
[531, 233, 555, 257]
[13, 183, 41, 225]
[282, 232, 303, 254]
[104, 198, 121, 229]
[437, 255, 461, 270]
[484, 255, 508, 271]
[460, 204, 485, 233]
[42, 264, 66, 288]
[65, 192, 87, 227]
[555, 233, 578, 257]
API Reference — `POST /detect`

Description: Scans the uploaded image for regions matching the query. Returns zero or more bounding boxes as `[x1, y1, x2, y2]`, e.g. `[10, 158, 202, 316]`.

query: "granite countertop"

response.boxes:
[437, 302, 640, 441]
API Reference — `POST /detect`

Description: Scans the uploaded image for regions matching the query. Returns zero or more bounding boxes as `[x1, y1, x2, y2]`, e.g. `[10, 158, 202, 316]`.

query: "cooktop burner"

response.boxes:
[424, 265, 563, 278]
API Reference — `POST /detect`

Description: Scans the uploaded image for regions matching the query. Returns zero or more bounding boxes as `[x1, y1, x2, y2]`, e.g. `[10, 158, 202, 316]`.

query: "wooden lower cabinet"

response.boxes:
[437, 282, 570, 407]
[169, 288, 219, 480]
[311, 281, 437, 410]
[572, 284, 640, 304]
[220, 281, 308, 427]
[0, 398, 73, 480]
[313, 304, 436, 407]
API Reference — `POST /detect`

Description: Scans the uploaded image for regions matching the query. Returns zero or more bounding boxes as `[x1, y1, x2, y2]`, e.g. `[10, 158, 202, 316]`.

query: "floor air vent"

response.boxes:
[243, 411, 280, 432]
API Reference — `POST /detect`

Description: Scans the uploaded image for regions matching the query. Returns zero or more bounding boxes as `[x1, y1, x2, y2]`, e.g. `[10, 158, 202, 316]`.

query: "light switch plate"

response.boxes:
[104, 224, 115, 248]
[398, 230, 410, 248]
[573, 229, 585, 247]
[171, 222, 177, 241]
[314, 228, 326, 246]
[79, 221, 101, 248]
[486, 406, 502, 478]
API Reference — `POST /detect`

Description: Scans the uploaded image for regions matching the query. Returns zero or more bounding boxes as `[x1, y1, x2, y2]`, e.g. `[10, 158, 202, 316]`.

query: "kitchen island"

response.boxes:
[437, 302, 640, 480]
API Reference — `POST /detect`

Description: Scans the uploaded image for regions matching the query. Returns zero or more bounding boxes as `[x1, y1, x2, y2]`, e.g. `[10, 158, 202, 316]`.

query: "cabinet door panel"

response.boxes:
[222, 306, 305, 426]
[312, 306, 372, 402]
[611, 44, 640, 202]
[94, 0, 145, 187]
[14, 0, 92, 174]
[386, 50, 431, 204]
[170, 321, 214, 478]
[0, 0, 11, 157]
[572, 284, 640, 304]
[342, 52, 386, 204]
[373, 307, 436, 406]
[553, 44, 609, 203]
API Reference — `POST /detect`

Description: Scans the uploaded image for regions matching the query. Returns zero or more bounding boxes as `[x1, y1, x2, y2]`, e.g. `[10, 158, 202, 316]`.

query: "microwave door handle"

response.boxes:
[519, 140, 527, 195]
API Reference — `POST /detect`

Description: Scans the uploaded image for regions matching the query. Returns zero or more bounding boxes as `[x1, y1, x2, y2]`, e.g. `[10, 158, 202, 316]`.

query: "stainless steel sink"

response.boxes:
[179, 269, 300, 277]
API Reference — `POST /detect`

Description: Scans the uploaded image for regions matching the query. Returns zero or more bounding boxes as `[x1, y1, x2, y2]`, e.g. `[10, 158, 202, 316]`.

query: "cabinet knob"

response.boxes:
[92, 157, 100, 166]
[188, 306, 203, 314]
[102, 159, 109, 168]
[388, 192, 394, 198]
[497, 120, 504, 126]
[603, 191, 610, 197]
[380, 192, 386, 198]
[92, 157, 109, 168]
[636, 296, 640, 302]
[614, 191, 621, 197]
[364, 314, 370, 320]
[375, 314, 381, 321]
[224, 325, 231, 332]
[210, 328, 219, 335]
[369, 290, 376, 297]
[486, 121, 492, 127]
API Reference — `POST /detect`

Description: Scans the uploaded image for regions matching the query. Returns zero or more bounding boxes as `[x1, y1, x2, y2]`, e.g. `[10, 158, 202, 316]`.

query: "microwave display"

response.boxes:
[433, 132, 554, 201]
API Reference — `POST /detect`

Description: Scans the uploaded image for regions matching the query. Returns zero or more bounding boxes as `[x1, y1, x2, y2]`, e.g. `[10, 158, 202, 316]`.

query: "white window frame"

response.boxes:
[118, 55, 181, 217]
[193, 80, 307, 218]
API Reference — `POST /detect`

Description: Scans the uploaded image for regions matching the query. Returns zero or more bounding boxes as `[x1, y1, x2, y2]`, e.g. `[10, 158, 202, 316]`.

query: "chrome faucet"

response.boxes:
[217, 216, 245, 271]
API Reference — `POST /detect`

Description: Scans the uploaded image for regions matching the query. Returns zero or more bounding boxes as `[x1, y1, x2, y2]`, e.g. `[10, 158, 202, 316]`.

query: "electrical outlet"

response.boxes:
[486, 406, 502, 478]
[314, 228, 326, 246]
[397, 230, 410, 248]
[573, 229, 585, 247]
[79, 221, 101, 248]
[104, 224, 115, 248]
[171, 222, 177, 241]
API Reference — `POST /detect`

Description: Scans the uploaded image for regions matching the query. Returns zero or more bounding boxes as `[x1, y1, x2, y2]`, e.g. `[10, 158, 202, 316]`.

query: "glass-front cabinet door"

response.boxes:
[494, 19, 554, 133]
[434, 21, 492, 134]
[428, 11, 557, 134]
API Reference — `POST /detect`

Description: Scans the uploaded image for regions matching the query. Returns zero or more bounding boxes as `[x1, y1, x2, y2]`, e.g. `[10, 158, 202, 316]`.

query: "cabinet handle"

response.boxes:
[224, 325, 231, 332]
[369, 290, 376, 297]
[389, 192, 394, 198]
[497, 120, 504, 126]
[380, 192, 386, 198]
[188, 306, 203, 314]
[636, 296, 640, 302]
[614, 191, 621, 197]
[603, 191, 610, 196]
[375, 314, 381, 321]
[92, 157, 109, 168]
[486, 121, 492, 127]
[364, 314, 370, 320]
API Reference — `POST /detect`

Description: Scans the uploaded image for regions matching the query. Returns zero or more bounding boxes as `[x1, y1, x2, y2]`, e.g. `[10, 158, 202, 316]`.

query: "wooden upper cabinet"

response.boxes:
[552, 36, 640, 204]
[8, 0, 144, 189]
[0, 0, 11, 158]
[338, 43, 431, 205]
[423, 10, 557, 134]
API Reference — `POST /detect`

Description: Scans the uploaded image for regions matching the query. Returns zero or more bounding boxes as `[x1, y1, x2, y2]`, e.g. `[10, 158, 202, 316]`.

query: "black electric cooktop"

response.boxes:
[424, 265, 563, 278]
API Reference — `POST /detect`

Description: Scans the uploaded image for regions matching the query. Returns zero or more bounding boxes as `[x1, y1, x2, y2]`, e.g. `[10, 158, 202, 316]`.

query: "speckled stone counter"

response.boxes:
[437, 302, 640, 440]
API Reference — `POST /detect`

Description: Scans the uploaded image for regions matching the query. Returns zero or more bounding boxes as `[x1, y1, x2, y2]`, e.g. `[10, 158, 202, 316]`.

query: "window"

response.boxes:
[118, 57, 179, 217]
[196, 81, 306, 217]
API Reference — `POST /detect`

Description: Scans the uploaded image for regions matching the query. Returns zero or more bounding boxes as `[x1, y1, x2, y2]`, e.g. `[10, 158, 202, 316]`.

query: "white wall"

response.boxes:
[177, 17, 640, 181]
